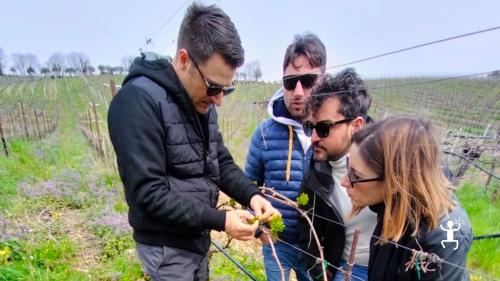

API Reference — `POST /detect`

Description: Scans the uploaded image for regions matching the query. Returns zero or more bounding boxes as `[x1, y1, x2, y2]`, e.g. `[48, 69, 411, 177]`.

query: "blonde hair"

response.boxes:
[351, 116, 454, 243]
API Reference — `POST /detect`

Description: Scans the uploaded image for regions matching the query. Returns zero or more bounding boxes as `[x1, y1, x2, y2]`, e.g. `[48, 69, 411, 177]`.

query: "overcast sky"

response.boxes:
[1, 0, 499, 80]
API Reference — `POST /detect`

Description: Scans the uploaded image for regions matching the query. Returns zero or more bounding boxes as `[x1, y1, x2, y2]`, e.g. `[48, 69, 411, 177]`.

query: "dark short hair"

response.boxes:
[283, 33, 326, 73]
[309, 68, 371, 119]
[177, 2, 244, 68]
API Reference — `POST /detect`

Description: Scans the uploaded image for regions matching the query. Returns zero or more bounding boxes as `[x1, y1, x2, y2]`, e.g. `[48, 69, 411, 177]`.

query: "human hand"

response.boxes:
[249, 194, 281, 223]
[224, 210, 259, 240]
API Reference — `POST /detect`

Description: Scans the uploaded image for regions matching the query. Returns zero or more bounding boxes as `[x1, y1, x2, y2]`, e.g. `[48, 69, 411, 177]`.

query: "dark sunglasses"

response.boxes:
[303, 118, 353, 138]
[188, 53, 236, 97]
[282, 73, 318, 91]
[346, 157, 384, 187]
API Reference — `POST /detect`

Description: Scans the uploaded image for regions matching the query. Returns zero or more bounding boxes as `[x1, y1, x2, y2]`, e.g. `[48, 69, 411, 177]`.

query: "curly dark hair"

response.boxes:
[309, 68, 371, 120]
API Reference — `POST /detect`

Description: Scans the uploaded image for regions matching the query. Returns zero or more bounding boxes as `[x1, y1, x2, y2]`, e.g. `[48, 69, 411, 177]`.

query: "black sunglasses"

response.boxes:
[303, 119, 354, 138]
[188, 53, 236, 97]
[282, 73, 318, 91]
[346, 157, 384, 187]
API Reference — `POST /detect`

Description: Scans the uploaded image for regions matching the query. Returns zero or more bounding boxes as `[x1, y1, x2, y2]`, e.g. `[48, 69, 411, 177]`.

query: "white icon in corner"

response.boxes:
[440, 220, 461, 250]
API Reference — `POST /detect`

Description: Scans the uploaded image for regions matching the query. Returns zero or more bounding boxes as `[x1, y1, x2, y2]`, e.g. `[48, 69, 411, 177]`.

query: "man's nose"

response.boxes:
[311, 128, 320, 143]
[293, 81, 305, 97]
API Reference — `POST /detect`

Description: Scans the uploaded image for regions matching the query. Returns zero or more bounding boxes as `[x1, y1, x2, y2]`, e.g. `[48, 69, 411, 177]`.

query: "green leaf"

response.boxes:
[296, 192, 309, 206]
[228, 198, 236, 208]
[269, 215, 285, 237]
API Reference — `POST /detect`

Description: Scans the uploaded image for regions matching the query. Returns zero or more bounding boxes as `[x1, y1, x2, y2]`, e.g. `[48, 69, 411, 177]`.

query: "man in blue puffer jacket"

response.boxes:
[245, 33, 326, 281]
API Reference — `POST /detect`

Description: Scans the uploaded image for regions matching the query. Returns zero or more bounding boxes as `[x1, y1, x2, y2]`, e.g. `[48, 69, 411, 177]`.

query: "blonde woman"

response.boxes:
[341, 116, 472, 281]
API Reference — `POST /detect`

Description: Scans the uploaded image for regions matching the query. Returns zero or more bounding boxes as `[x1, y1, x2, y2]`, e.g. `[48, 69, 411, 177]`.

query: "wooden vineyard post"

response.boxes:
[87, 109, 93, 133]
[92, 102, 104, 157]
[485, 130, 498, 189]
[17, 104, 24, 138]
[110, 79, 117, 98]
[34, 107, 41, 140]
[20, 103, 29, 139]
[42, 111, 48, 134]
[344, 229, 360, 281]
[0, 113, 8, 157]
[7, 111, 15, 138]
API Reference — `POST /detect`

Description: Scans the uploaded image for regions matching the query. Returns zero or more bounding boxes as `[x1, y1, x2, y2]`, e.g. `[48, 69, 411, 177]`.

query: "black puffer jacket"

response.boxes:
[108, 53, 259, 254]
[368, 202, 472, 281]
[298, 160, 345, 280]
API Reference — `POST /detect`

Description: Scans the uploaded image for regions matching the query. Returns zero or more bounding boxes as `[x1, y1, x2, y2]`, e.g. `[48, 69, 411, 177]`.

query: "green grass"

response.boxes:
[0, 237, 89, 281]
[210, 248, 266, 281]
[456, 182, 500, 278]
[0, 77, 144, 280]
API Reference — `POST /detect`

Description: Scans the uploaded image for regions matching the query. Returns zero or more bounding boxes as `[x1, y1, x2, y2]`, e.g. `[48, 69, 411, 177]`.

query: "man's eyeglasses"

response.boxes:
[188, 53, 236, 97]
[282, 73, 318, 91]
[303, 119, 353, 138]
[346, 157, 384, 187]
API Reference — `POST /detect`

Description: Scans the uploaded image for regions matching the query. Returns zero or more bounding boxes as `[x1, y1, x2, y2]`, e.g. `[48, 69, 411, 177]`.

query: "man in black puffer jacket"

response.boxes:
[108, 3, 277, 281]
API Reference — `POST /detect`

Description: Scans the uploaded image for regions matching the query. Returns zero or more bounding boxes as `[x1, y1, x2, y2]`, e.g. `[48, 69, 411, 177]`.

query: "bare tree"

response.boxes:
[254, 66, 263, 81]
[115, 66, 124, 75]
[52, 64, 62, 76]
[65, 67, 76, 76]
[78, 53, 91, 74]
[26, 53, 40, 76]
[12, 53, 30, 75]
[98, 65, 106, 75]
[105, 65, 114, 75]
[121, 55, 135, 73]
[47, 52, 66, 76]
[87, 65, 95, 75]
[27, 66, 36, 77]
[67, 52, 91, 74]
[242, 60, 262, 81]
[488, 70, 500, 78]
[40, 67, 50, 76]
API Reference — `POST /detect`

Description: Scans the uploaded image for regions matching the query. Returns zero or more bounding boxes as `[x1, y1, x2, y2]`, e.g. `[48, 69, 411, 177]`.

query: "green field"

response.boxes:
[0, 76, 498, 280]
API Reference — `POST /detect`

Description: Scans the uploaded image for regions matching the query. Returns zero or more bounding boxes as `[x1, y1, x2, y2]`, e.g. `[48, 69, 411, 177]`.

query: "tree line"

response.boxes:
[0, 47, 265, 81]
[0, 47, 135, 77]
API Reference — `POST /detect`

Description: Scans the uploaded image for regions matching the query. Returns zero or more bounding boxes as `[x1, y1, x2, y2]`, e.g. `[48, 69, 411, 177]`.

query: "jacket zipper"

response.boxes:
[194, 113, 208, 174]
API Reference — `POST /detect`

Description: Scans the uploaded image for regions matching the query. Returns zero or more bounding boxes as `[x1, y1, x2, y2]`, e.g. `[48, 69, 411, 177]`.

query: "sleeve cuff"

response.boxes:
[200, 206, 226, 231]
[244, 184, 261, 206]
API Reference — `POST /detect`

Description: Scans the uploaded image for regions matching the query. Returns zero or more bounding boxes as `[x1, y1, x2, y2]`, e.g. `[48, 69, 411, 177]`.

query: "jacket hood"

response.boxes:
[123, 52, 195, 116]
[267, 88, 303, 128]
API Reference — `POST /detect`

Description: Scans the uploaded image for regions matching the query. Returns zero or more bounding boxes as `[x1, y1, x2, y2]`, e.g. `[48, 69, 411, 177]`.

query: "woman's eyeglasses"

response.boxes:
[303, 119, 353, 138]
[188, 53, 236, 97]
[282, 73, 318, 91]
[346, 157, 384, 187]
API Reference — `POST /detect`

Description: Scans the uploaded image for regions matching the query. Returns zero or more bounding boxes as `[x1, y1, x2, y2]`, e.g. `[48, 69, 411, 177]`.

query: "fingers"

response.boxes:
[253, 203, 263, 218]
[259, 202, 280, 222]
[250, 194, 266, 219]
[236, 209, 255, 222]
[260, 203, 274, 221]
[234, 220, 258, 241]
[225, 210, 259, 241]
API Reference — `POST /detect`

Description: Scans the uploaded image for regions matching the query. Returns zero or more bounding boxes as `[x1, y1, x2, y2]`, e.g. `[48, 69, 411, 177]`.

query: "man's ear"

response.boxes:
[176, 48, 189, 71]
[351, 116, 365, 133]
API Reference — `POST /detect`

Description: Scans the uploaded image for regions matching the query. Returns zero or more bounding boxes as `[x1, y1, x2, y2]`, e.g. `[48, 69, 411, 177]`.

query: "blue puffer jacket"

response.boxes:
[245, 88, 312, 243]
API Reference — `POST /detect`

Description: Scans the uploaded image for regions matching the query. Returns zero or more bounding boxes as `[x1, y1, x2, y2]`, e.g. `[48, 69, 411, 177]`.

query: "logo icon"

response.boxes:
[440, 219, 461, 250]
